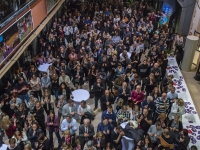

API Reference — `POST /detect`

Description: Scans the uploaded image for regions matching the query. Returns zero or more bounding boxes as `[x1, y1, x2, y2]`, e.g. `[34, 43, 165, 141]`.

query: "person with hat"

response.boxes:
[60, 114, 78, 136]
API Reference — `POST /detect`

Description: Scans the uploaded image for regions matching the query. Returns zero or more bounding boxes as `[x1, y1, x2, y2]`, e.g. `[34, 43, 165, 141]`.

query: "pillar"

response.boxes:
[181, 35, 199, 71]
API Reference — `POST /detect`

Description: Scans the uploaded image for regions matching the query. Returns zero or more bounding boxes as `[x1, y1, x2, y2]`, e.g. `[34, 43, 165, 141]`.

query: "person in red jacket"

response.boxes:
[131, 85, 144, 108]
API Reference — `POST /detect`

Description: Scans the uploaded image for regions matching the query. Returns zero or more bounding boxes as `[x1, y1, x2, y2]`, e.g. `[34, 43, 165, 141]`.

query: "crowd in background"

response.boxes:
[0, 0, 198, 150]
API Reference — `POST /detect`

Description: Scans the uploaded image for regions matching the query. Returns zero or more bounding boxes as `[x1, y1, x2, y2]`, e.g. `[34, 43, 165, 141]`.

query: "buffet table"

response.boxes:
[167, 57, 200, 148]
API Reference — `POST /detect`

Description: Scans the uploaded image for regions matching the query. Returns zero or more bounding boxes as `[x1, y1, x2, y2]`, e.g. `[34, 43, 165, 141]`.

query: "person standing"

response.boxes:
[79, 119, 95, 149]
[92, 77, 105, 111]
[46, 110, 61, 148]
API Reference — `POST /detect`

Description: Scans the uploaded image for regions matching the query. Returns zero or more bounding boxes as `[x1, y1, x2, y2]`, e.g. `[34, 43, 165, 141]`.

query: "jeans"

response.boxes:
[49, 128, 61, 146]
[52, 89, 59, 102]
[94, 96, 101, 109]
[18, 93, 30, 103]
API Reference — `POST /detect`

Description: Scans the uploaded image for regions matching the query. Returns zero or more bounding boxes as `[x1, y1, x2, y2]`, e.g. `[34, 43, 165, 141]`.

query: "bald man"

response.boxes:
[153, 93, 169, 124]
[101, 90, 114, 111]
[79, 118, 95, 148]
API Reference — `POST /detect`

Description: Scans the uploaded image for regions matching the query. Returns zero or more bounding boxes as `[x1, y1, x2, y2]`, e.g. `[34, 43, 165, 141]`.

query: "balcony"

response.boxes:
[0, 0, 37, 29]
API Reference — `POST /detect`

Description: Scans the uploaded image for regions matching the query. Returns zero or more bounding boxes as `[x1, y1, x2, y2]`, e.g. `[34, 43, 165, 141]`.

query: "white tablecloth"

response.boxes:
[167, 57, 200, 148]
[71, 89, 90, 102]
[38, 63, 52, 72]
[120, 122, 135, 150]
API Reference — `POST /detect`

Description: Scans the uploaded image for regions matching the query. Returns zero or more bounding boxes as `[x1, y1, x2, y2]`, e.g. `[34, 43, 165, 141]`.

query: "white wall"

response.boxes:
[189, 0, 200, 34]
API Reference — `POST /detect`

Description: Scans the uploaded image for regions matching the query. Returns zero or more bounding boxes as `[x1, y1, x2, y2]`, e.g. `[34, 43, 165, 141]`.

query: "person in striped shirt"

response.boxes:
[153, 93, 169, 124]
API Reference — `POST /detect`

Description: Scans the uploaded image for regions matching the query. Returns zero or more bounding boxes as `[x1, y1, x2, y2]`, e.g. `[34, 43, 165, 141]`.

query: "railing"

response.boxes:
[0, 0, 37, 29]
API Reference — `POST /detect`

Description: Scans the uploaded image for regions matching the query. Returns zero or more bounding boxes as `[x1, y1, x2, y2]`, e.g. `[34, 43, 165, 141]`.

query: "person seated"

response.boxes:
[147, 122, 163, 146]
[123, 120, 144, 147]
[101, 90, 114, 112]
[175, 129, 190, 150]
[168, 114, 183, 139]
[137, 108, 153, 135]
[60, 114, 78, 136]
[157, 129, 174, 150]
[117, 82, 131, 105]
[141, 95, 155, 115]
[102, 105, 116, 126]
[83, 140, 97, 150]
[62, 99, 77, 118]
[156, 113, 169, 129]
[7, 138, 22, 150]
[93, 131, 106, 150]
[35, 133, 50, 150]
[97, 117, 113, 141]
[111, 126, 124, 150]
[12, 127, 28, 149]
[137, 135, 153, 150]
[77, 100, 94, 124]
[116, 105, 130, 124]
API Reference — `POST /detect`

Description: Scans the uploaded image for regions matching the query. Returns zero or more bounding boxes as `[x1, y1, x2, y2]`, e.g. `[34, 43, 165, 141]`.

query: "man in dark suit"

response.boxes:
[92, 77, 105, 111]
[79, 118, 95, 149]
[101, 90, 114, 111]
[118, 82, 131, 105]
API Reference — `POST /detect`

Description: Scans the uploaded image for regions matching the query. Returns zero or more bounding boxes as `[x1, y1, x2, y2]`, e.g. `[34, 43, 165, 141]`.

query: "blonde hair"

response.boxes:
[63, 130, 70, 136]
[178, 98, 184, 106]
[24, 144, 32, 150]
[158, 113, 166, 120]
[96, 131, 105, 140]
[2, 115, 10, 130]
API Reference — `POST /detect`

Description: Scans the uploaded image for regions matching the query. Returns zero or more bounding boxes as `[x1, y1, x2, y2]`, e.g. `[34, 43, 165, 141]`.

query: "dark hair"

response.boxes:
[38, 133, 45, 141]
[103, 116, 108, 120]
[107, 105, 112, 109]
[155, 122, 161, 126]
[182, 129, 188, 136]
[81, 100, 86, 105]
[49, 110, 55, 115]
[190, 145, 198, 150]
[116, 126, 122, 130]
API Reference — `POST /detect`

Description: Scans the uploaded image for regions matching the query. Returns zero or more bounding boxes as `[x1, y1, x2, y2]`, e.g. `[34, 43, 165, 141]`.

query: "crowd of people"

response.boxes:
[0, 0, 197, 150]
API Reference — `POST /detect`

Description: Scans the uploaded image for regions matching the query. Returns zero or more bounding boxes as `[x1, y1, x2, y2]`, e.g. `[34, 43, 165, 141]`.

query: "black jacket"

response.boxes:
[92, 82, 105, 97]
[137, 64, 149, 78]
[101, 95, 115, 111]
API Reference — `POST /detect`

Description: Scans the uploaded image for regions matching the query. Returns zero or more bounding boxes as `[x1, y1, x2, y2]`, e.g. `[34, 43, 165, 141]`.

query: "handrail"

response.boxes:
[0, 0, 37, 29]
[0, 0, 65, 79]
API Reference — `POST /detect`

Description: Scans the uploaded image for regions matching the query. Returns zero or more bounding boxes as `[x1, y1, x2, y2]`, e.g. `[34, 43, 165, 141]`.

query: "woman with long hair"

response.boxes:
[58, 82, 72, 102]
[51, 73, 60, 102]
[150, 87, 161, 103]
[46, 110, 61, 148]
[29, 74, 42, 101]
[24, 114, 36, 134]
[15, 103, 28, 128]
[33, 102, 46, 135]
[88, 65, 98, 92]
[93, 131, 105, 150]
[41, 89, 54, 115]
[2, 115, 17, 139]
[12, 127, 28, 149]
[27, 122, 42, 148]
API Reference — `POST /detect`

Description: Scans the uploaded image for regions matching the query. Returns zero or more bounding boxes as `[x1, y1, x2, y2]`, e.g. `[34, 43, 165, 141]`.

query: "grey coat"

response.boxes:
[62, 103, 77, 117]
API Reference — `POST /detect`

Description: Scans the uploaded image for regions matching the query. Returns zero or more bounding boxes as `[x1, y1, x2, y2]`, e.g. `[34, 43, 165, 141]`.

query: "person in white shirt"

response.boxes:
[63, 23, 71, 42]
[60, 114, 78, 135]
[78, 100, 92, 119]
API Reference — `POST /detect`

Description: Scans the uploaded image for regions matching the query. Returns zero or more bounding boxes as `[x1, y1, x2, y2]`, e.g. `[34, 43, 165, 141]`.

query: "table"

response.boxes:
[167, 57, 200, 148]
[71, 89, 90, 108]
[120, 122, 135, 150]
[38, 63, 52, 72]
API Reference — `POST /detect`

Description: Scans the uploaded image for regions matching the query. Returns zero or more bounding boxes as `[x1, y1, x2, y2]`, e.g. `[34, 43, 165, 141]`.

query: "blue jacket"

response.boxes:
[97, 122, 113, 132]
[102, 110, 116, 124]
[141, 99, 155, 114]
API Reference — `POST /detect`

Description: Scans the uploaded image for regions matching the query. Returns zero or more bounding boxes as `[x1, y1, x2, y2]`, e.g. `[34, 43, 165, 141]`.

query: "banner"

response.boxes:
[46, 0, 59, 13]
[0, 10, 33, 64]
